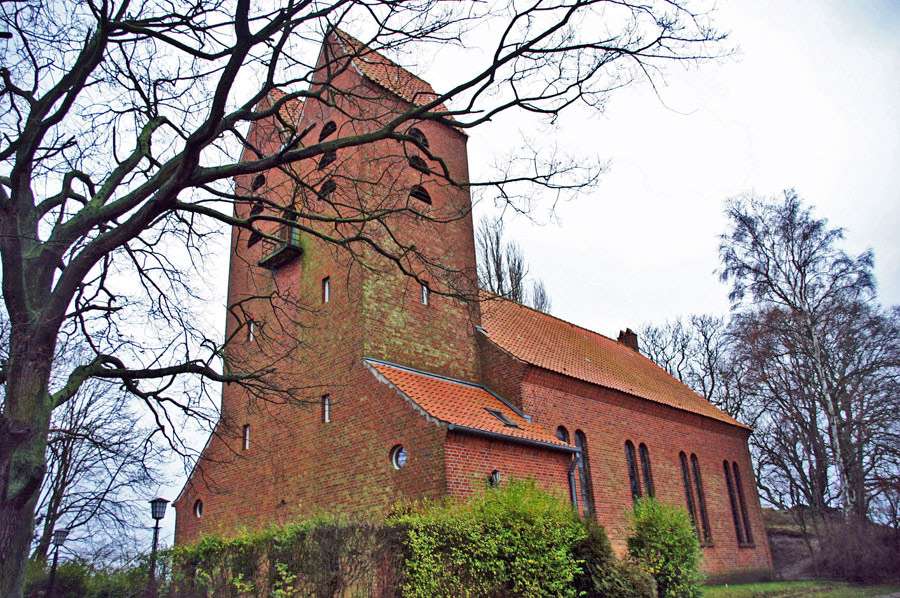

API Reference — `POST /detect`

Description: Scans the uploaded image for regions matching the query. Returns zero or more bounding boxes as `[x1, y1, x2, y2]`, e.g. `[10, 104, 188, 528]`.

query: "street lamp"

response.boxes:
[47, 528, 69, 598]
[148, 497, 169, 595]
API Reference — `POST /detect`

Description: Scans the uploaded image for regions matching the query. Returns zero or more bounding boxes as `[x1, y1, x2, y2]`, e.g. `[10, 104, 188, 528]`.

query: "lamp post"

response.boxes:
[47, 528, 69, 598]
[147, 497, 169, 596]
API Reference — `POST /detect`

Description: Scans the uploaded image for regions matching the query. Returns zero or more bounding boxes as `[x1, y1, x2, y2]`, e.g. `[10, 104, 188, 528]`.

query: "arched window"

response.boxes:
[556, 426, 570, 443]
[574, 430, 594, 515]
[193, 499, 203, 518]
[679, 452, 698, 531]
[317, 179, 336, 201]
[319, 120, 337, 141]
[318, 150, 337, 169]
[409, 185, 431, 204]
[639, 443, 655, 498]
[733, 462, 754, 545]
[408, 126, 429, 148]
[625, 440, 641, 502]
[691, 454, 712, 543]
[251, 173, 266, 191]
[408, 155, 430, 174]
[723, 460, 745, 544]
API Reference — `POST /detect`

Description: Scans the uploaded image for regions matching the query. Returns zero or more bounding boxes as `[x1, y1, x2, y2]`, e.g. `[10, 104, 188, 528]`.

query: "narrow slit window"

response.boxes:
[680, 452, 698, 532]
[242, 424, 250, 451]
[319, 120, 337, 141]
[322, 277, 330, 303]
[723, 460, 745, 544]
[322, 394, 331, 423]
[556, 426, 570, 443]
[485, 408, 518, 428]
[248, 319, 257, 342]
[317, 179, 336, 201]
[574, 431, 594, 515]
[408, 127, 429, 148]
[691, 454, 713, 543]
[408, 155, 430, 174]
[410, 185, 432, 204]
[625, 440, 641, 502]
[733, 462, 754, 545]
[420, 284, 429, 305]
[639, 443, 655, 498]
[318, 150, 336, 169]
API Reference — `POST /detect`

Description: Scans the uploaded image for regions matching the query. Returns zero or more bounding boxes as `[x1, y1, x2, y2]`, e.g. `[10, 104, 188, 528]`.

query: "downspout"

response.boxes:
[569, 450, 580, 513]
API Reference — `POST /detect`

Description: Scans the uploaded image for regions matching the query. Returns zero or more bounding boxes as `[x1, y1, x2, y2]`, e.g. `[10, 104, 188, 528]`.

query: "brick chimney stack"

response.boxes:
[617, 328, 639, 353]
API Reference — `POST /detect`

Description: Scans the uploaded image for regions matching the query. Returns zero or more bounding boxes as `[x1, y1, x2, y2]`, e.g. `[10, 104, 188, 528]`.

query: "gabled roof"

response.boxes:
[331, 29, 452, 117]
[366, 359, 574, 450]
[478, 295, 748, 430]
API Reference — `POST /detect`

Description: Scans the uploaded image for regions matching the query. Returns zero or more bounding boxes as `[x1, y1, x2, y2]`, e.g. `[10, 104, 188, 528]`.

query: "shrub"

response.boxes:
[815, 520, 900, 583]
[626, 497, 704, 598]
[574, 517, 656, 598]
[391, 479, 586, 598]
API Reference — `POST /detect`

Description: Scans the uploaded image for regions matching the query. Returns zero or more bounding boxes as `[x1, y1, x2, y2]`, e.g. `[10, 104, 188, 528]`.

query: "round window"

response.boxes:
[390, 445, 407, 469]
[193, 499, 203, 518]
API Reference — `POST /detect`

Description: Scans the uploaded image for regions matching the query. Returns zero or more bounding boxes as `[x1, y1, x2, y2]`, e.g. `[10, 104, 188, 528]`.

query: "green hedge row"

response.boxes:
[28, 482, 704, 598]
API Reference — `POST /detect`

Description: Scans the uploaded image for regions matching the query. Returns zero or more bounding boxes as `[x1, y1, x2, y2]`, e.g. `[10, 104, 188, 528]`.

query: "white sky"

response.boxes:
[155, 0, 900, 545]
[461, 0, 900, 336]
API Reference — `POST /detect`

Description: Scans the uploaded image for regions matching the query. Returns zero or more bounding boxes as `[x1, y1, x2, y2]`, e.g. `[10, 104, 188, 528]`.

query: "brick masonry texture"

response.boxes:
[173, 30, 773, 579]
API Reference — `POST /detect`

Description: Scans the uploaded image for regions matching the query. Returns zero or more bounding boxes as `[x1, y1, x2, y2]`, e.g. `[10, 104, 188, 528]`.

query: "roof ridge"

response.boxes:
[480, 291, 620, 345]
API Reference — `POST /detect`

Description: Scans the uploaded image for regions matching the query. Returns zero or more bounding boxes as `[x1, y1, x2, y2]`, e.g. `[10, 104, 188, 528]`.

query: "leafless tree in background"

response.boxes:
[0, 0, 727, 592]
[719, 191, 900, 522]
[476, 216, 552, 313]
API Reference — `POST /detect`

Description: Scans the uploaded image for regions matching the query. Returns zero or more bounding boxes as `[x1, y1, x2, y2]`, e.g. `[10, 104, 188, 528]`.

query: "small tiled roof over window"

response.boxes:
[478, 295, 748, 430]
[366, 359, 573, 449]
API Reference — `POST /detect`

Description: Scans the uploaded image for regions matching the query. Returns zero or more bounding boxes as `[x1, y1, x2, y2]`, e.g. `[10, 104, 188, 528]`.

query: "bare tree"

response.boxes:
[0, 0, 726, 593]
[476, 216, 552, 312]
[719, 190, 900, 521]
[639, 314, 747, 417]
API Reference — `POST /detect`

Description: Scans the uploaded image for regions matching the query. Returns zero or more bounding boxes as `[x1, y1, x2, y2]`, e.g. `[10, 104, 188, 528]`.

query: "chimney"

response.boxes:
[617, 328, 639, 353]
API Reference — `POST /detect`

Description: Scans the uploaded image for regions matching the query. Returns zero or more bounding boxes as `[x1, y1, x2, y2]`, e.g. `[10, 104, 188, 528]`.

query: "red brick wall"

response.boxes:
[518, 366, 773, 576]
[445, 432, 574, 500]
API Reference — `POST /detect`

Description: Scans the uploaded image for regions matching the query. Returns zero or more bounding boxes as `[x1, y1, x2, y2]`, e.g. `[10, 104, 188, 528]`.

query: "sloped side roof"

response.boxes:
[267, 88, 305, 125]
[366, 359, 574, 449]
[478, 295, 748, 429]
[332, 29, 452, 116]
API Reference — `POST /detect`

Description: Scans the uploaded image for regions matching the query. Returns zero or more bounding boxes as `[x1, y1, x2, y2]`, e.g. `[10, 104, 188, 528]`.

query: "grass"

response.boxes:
[704, 580, 900, 598]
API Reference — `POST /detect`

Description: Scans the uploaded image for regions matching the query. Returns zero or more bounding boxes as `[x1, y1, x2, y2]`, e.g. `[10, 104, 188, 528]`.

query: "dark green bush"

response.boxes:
[626, 497, 704, 598]
[574, 516, 656, 598]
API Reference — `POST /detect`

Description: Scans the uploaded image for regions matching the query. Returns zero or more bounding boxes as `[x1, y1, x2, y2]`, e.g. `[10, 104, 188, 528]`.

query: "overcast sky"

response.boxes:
[462, 0, 900, 337]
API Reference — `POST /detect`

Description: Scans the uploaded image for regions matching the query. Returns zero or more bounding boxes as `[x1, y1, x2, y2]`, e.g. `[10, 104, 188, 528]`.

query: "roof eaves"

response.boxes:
[447, 423, 579, 453]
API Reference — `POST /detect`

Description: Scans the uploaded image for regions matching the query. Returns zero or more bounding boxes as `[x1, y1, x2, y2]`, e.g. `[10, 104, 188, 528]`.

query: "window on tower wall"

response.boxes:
[242, 424, 250, 450]
[322, 277, 330, 303]
[319, 120, 337, 141]
[421, 284, 429, 305]
[322, 395, 331, 423]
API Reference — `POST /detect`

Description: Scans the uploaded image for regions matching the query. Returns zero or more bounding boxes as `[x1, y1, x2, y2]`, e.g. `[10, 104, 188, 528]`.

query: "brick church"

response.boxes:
[173, 29, 773, 578]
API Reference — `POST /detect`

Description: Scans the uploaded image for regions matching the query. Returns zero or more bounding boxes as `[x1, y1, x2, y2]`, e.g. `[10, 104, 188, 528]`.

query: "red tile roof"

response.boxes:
[332, 29, 451, 116]
[478, 295, 748, 429]
[267, 88, 305, 124]
[366, 359, 574, 449]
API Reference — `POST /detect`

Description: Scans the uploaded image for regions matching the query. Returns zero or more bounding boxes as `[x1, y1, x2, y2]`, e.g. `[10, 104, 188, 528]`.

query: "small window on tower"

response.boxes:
[408, 155, 430, 174]
[420, 284, 429, 305]
[248, 230, 262, 247]
[242, 424, 250, 451]
[410, 185, 431, 204]
[319, 120, 337, 141]
[407, 127, 429, 148]
[251, 174, 266, 191]
[322, 277, 330, 303]
[248, 319, 257, 342]
[322, 394, 331, 423]
[318, 150, 337, 169]
[317, 179, 336, 202]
